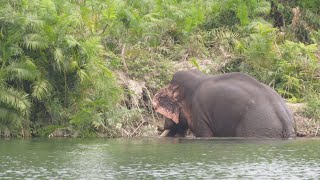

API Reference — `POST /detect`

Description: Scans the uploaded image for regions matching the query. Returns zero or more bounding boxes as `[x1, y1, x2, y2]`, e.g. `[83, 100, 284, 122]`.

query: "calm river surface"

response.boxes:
[0, 137, 319, 179]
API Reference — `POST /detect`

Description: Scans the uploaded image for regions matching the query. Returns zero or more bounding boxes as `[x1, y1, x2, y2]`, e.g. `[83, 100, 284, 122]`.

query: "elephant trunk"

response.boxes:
[160, 129, 171, 137]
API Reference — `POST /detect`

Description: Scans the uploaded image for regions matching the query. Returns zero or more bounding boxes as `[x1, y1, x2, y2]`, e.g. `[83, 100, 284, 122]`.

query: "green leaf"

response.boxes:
[65, 35, 79, 48]
[236, 3, 249, 26]
[24, 34, 48, 50]
[190, 58, 200, 70]
[0, 87, 30, 116]
[32, 79, 50, 100]
[54, 48, 64, 71]
[7, 60, 39, 81]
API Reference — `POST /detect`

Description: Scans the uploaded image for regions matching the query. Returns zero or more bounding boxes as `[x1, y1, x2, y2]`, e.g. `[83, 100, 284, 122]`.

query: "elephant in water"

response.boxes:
[152, 69, 295, 138]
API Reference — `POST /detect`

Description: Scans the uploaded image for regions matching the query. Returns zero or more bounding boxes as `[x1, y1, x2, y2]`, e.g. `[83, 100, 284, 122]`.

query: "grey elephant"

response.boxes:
[152, 69, 295, 138]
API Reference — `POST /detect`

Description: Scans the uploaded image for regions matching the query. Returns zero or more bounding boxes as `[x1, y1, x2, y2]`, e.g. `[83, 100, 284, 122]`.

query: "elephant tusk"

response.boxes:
[160, 129, 171, 137]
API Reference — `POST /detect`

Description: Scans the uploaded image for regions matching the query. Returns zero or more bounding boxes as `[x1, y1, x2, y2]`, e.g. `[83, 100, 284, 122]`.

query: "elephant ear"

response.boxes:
[152, 85, 180, 124]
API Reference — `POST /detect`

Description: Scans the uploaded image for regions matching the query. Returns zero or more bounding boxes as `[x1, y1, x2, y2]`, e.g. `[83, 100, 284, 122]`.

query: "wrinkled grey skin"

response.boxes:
[152, 69, 295, 138]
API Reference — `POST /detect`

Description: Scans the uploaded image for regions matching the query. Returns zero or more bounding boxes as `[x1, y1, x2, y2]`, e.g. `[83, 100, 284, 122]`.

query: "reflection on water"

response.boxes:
[0, 137, 320, 179]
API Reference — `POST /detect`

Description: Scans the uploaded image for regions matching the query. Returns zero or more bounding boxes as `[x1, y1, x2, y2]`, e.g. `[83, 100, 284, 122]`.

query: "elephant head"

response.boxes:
[152, 69, 205, 137]
[152, 84, 182, 124]
[152, 84, 187, 137]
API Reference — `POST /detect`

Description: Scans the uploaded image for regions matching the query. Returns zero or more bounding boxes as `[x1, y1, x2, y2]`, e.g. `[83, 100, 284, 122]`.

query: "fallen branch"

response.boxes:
[121, 43, 128, 73]
[131, 121, 146, 137]
[145, 87, 156, 122]
[315, 125, 319, 137]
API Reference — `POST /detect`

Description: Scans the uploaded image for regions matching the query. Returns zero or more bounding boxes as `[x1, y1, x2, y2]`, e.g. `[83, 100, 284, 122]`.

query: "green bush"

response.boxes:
[304, 94, 320, 122]
[0, 0, 121, 137]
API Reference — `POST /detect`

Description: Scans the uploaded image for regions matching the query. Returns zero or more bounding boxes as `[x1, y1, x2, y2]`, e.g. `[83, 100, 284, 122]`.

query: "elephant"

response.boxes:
[152, 69, 295, 138]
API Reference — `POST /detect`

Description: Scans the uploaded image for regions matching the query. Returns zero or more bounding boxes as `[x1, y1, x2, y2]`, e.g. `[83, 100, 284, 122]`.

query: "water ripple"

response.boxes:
[0, 138, 319, 179]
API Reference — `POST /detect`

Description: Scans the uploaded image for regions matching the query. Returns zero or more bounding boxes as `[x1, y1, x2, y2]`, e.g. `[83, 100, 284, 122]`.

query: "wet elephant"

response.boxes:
[152, 69, 295, 138]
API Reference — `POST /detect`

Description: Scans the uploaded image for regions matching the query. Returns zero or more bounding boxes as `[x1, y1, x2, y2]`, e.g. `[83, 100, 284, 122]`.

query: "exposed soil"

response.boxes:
[287, 103, 320, 137]
[295, 114, 319, 137]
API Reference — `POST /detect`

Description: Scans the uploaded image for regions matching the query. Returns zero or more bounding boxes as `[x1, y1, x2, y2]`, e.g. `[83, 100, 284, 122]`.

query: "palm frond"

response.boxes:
[76, 68, 89, 83]
[32, 79, 50, 101]
[25, 13, 44, 30]
[65, 35, 80, 48]
[305, 9, 320, 28]
[81, 37, 103, 58]
[66, 10, 85, 30]
[0, 87, 31, 116]
[54, 48, 64, 71]
[39, 0, 56, 15]
[102, 0, 117, 21]
[207, 28, 240, 52]
[24, 33, 49, 50]
[0, 107, 22, 125]
[236, 3, 249, 26]
[253, 1, 271, 16]
[7, 59, 39, 81]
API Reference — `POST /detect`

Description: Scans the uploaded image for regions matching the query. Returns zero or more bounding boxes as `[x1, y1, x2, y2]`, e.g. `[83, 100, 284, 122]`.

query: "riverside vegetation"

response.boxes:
[0, 0, 319, 138]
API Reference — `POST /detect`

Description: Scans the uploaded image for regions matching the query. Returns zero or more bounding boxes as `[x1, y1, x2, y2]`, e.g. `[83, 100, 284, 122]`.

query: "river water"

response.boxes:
[0, 137, 319, 179]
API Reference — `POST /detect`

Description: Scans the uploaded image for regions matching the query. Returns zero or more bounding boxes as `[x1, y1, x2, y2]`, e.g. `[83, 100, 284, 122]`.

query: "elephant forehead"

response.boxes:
[152, 86, 180, 124]
[158, 96, 178, 113]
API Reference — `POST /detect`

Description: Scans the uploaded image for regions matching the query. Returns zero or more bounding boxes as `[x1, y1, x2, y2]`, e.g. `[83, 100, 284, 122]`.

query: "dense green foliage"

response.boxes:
[1, 0, 319, 137]
[0, 0, 121, 137]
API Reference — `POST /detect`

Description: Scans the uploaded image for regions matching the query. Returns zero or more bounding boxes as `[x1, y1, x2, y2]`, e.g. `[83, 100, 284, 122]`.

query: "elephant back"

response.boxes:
[171, 69, 207, 103]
